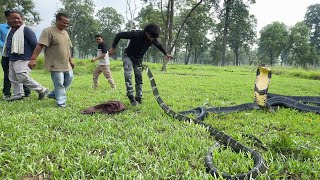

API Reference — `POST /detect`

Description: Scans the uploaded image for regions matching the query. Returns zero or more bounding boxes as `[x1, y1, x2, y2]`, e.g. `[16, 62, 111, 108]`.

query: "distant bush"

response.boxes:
[272, 66, 320, 80]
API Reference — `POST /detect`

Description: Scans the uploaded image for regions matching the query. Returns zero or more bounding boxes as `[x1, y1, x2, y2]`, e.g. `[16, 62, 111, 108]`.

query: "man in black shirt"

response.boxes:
[91, 34, 116, 89]
[109, 23, 172, 106]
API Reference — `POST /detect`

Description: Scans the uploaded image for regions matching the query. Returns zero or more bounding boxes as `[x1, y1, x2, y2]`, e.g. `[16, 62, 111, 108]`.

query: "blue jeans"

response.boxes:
[49, 71, 73, 106]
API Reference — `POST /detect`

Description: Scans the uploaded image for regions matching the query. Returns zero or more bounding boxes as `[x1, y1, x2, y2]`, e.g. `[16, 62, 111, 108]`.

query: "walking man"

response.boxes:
[91, 34, 116, 89]
[3, 10, 49, 101]
[1, 10, 30, 100]
[29, 13, 74, 108]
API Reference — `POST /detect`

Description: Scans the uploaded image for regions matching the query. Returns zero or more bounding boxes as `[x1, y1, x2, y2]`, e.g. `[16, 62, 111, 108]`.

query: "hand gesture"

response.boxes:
[70, 61, 75, 69]
[28, 60, 36, 69]
[165, 54, 173, 60]
[109, 48, 116, 56]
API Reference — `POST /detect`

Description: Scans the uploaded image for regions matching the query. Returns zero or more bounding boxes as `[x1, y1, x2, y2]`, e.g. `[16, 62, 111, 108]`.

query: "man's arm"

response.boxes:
[0, 38, 4, 49]
[69, 55, 75, 69]
[92, 43, 108, 62]
[109, 31, 135, 55]
[91, 53, 106, 62]
[153, 39, 173, 60]
[28, 44, 45, 69]
[0, 24, 5, 48]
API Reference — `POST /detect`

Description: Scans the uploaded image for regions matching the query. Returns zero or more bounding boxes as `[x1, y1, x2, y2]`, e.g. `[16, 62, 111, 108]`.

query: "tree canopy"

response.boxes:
[0, 0, 40, 25]
[2, 0, 319, 68]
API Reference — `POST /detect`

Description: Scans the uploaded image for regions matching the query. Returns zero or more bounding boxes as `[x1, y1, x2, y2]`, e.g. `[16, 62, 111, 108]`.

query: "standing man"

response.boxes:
[1, 10, 30, 100]
[3, 10, 49, 101]
[29, 13, 74, 108]
[109, 23, 173, 106]
[91, 34, 116, 89]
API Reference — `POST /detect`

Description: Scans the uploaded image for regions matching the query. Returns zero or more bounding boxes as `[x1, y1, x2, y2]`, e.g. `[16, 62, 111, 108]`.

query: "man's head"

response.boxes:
[4, 10, 11, 17]
[55, 12, 69, 30]
[144, 23, 160, 40]
[4, 10, 11, 23]
[8, 10, 23, 28]
[95, 34, 104, 44]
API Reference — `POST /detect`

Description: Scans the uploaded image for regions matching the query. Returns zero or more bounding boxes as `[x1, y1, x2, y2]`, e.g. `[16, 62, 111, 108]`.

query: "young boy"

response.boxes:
[109, 23, 173, 106]
[91, 34, 116, 89]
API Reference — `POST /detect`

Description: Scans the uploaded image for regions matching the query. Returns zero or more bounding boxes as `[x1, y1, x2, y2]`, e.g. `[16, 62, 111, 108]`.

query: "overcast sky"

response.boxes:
[31, 0, 320, 36]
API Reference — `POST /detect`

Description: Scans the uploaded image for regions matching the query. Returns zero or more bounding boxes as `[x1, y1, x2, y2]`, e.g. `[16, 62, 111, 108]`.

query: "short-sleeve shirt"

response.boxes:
[97, 42, 109, 65]
[38, 26, 72, 71]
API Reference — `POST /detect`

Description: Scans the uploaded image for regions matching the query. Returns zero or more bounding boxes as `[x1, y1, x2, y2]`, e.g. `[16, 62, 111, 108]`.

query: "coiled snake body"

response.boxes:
[143, 64, 268, 179]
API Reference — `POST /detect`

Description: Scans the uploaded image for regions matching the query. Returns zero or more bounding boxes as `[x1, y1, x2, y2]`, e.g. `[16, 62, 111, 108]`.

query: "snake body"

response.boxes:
[143, 64, 268, 179]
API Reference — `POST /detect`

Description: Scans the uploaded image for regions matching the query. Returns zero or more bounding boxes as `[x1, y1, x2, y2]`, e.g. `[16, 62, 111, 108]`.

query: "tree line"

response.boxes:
[1, 0, 320, 69]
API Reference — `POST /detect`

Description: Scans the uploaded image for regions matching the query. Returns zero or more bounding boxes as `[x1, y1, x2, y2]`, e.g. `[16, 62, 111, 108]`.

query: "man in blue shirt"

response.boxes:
[0, 10, 30, 100]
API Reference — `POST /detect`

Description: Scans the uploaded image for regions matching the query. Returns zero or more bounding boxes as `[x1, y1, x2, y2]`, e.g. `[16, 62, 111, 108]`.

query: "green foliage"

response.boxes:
[96, 7, 124, 50]
[227, 1, 257, 66]
[180, 2, 213, 65]
[58, 0, 97, 57]
[288, 22, 315, 67]
[0, 62, 319, 179]
[258, 22, 289, 66]
[0, 0, 40, 25]
[304, 4, 320, 52]
[272, 66, 320, 80]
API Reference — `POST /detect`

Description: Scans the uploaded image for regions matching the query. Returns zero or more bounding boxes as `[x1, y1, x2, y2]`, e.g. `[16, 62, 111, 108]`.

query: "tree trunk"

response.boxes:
[221, 0, 231, 66]
[185, 50, 191, 65]
[161, 0, 203, 71]
[194, 48, 198, 64]
[184, 44, 189, 65]
[235, 51, 239, 66]
[269, 51, 274, 66]
[161, 0, 172, 72]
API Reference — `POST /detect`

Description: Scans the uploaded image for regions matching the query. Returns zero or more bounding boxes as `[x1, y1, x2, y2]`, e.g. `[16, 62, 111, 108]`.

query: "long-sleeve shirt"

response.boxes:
[112, 30, 167, 63]
[6, 27, 37, 61]
[0, 23, 10, 49]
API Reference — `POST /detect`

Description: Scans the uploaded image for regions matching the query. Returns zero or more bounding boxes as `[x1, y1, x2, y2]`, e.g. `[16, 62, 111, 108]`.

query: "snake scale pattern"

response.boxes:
[143, 64, 268, 179]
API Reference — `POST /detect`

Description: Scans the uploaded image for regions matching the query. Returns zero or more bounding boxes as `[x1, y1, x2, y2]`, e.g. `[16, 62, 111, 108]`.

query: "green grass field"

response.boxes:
[0, 59, 319, 179]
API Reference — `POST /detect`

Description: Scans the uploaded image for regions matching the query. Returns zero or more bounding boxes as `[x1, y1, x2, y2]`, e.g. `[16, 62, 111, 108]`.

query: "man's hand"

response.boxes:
[109, 48, 116, 55]
[28, 60, 36, 69]
[165, 54, 173, 60]
[70, 61, 75, 69]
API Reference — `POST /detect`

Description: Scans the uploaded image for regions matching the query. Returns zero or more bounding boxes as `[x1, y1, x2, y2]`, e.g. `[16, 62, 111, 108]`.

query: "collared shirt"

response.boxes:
[112, 30, 167, 63]
[0, 23, 10, 51]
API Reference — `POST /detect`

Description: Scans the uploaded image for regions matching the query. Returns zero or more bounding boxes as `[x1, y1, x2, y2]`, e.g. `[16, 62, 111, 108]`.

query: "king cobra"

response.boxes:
[142, 64, 268, 179]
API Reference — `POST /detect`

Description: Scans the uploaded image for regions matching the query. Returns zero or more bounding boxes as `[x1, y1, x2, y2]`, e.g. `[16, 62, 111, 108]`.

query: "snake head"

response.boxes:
[258, 64, 271, 74]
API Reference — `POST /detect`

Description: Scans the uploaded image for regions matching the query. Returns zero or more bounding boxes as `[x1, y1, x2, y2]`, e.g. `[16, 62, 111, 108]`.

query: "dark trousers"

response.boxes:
[123, 56, 143, 98]
[1, 56, 30, 97]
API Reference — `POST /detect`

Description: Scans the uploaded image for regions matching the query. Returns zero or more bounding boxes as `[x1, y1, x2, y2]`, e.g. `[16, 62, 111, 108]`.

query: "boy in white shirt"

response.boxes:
[91, 34, 116, 89]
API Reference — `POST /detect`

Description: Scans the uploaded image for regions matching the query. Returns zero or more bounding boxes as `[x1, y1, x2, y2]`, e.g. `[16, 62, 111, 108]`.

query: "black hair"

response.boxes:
[4, 10, 11, 17]
[7, 10, 23, 18]
[144, 23, 160, 38]
[56, 12, 68, 21]
[95, 34, 103, 38]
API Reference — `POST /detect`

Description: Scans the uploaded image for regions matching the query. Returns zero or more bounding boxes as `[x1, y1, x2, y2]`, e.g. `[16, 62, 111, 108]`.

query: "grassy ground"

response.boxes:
[0, 59, 319, 179]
